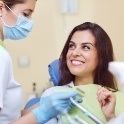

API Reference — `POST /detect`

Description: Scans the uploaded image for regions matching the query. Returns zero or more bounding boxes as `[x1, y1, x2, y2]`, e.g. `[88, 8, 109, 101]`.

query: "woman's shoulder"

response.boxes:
[41, 82, 73, 97]
[41, 86, 64, 97]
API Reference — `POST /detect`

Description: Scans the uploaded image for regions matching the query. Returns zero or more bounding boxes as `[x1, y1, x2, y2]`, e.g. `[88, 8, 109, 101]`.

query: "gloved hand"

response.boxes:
[32, 90, 78, 124]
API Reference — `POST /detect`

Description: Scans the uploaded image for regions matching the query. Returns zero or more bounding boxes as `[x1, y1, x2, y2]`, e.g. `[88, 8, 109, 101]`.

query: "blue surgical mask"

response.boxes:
[0, 5, 34, 40]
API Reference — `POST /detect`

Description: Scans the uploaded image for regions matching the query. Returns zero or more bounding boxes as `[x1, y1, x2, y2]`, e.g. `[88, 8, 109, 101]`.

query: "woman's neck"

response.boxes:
[74, 75, 94, 86]
[0, 21, 4, 40]
[0, 33, 3, 40]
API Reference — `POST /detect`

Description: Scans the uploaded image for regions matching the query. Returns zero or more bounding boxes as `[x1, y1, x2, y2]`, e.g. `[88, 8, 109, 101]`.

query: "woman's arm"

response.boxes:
[21, 87, 55, 116]
[21, 87, 54, 116]
[21, 103, 39, 116]
[10, 112, 37, 124]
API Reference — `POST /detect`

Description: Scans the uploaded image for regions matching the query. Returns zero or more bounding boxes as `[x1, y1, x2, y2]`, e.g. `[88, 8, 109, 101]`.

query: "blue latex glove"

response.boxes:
[32, 90, 78, 124]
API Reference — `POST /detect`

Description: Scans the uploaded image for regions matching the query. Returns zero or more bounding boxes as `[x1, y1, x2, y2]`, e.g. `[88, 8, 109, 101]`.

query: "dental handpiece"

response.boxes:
[70, 97, 105, 124]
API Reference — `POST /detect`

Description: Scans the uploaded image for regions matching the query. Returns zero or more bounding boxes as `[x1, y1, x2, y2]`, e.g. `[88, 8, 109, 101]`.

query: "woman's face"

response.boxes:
[1, 0, 36, 26]
[66, 30, 98, 77]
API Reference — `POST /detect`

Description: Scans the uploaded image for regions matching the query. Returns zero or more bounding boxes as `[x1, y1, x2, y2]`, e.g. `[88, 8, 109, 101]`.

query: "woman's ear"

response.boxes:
[0, 1, 5, 17]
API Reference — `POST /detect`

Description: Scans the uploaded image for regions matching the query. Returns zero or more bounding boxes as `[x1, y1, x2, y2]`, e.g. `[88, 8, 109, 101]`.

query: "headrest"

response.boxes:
[48, 59, 61, 86]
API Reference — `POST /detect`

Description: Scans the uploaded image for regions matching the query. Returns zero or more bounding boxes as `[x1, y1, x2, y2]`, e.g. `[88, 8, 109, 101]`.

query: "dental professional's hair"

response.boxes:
[2, 0, 37, 8]
[2, 0, 24, 8]
[59, 22, 118, 90]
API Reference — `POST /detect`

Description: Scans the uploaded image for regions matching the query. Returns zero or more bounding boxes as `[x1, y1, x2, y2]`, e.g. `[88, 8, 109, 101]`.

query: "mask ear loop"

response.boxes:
[0, 16, 7, 26]
[0, 13, 7, 30]
[5, 4, 33, 24]
[0, 5, 18, 27]
[5, 4, 18, 18]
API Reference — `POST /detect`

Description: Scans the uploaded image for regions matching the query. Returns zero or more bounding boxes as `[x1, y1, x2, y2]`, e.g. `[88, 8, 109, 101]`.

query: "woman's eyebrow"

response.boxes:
[82, 42, 95, 47]
[69, 41, 95, 47]
[69, 41, 74, 44]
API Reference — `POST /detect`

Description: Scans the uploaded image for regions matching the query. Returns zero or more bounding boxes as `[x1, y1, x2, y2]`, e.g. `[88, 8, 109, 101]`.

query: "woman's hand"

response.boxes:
[97, 85, 116, 121]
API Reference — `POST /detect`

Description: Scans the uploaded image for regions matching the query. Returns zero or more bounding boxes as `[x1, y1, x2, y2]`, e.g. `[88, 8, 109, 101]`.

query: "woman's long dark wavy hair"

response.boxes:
[59, 22, 118, 90]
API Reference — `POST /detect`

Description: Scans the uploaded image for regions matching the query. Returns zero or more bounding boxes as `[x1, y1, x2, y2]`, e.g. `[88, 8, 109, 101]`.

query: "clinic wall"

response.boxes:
[94, 0, 124, 61]
[4, 0, 124, 106]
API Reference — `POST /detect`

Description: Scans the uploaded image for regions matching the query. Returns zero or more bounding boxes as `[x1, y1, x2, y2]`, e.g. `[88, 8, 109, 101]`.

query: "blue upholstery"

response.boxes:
[24, 59, 61, 109]
[48, 59, 61, 86]
[24, 97, 40, 109]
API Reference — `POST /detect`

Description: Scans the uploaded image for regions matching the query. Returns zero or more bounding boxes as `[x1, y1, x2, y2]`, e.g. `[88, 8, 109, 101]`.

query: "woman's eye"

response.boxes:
[82, 45, 90, 50]
[69, 44, 75, 49]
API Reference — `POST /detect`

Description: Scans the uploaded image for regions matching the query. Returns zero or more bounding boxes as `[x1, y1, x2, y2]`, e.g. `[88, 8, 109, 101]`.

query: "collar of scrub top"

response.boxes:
[0, 39, 6, 48]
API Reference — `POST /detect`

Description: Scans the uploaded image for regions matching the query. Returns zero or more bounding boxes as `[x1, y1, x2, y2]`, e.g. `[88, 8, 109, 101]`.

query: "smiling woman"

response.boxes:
[40, 22, 118, 124]
[59, 22, 117, 89]
[66, 30, 98, 85]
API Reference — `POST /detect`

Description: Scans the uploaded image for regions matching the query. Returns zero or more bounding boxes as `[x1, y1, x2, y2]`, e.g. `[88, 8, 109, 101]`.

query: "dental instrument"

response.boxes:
[62, 110, 78, 124]
[74, 115, 89, 124]
[70, 97, 105, 124]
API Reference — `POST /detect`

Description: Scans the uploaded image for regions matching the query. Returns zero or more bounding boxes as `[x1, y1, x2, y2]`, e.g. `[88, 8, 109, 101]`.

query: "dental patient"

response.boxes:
[41, 22, 119, 124]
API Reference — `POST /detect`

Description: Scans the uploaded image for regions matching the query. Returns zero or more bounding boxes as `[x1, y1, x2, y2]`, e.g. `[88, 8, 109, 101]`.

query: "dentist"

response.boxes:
[0, 0, 78, 124]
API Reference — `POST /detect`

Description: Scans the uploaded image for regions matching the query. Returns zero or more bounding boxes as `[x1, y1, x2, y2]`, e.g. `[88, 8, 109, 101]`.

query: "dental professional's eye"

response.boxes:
[22, 12, 31, 18]
[23, 13, 29, 17]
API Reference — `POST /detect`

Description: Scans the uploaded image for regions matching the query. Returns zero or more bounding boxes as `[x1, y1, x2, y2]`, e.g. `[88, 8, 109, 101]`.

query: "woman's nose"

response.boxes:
[72, 48, 82, 56]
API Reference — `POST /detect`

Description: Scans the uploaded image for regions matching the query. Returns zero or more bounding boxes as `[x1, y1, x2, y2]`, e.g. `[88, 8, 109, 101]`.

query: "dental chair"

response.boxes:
[48, 59, 61, 86]
[24, 59, 60, 109]
[24, 97, 40, 109]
